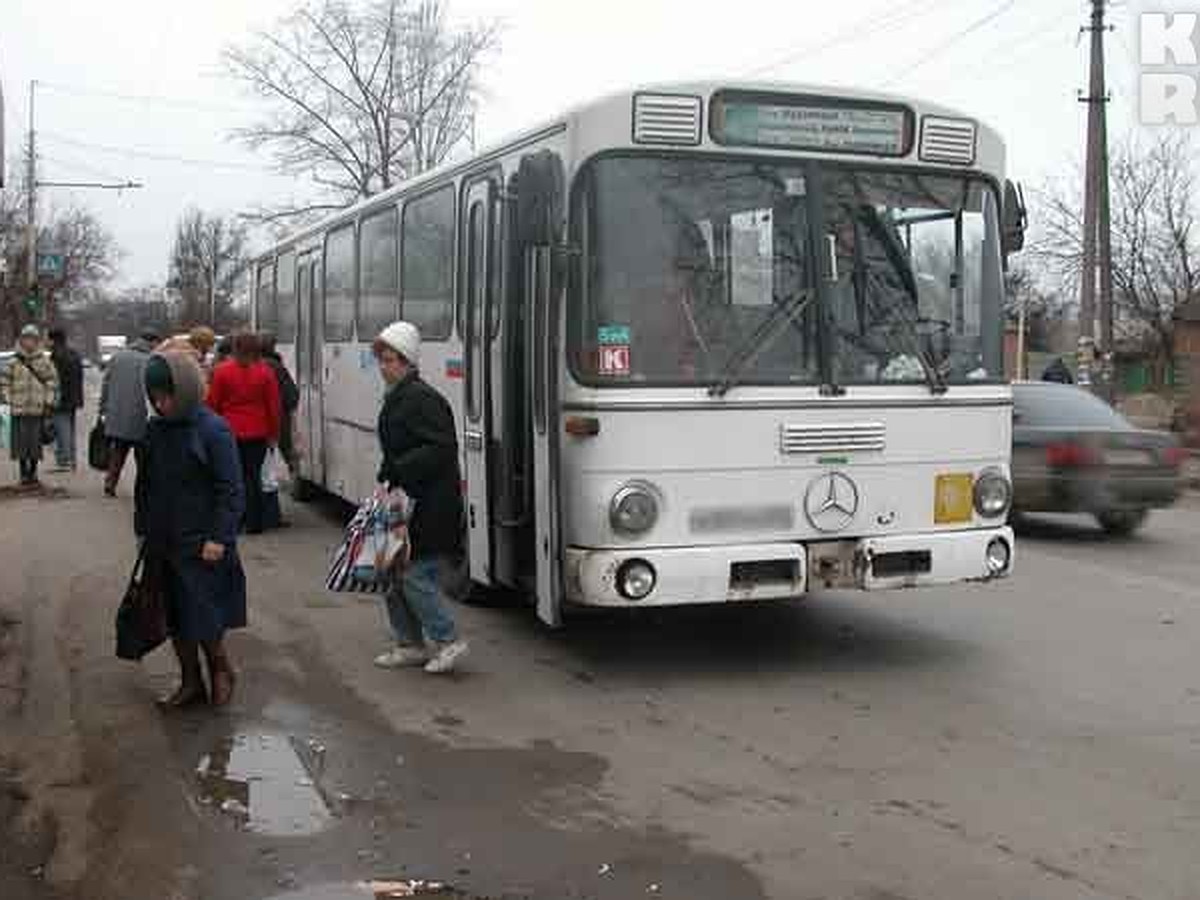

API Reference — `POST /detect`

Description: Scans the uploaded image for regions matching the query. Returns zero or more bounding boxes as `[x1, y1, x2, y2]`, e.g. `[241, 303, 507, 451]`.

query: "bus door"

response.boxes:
[517, 150, 564, 626]
[462, 178, 496, 583]
[297, 253, 325, 486]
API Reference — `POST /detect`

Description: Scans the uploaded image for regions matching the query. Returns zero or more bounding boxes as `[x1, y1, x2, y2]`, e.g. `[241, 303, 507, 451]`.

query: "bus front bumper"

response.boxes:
[563, 528, 1014, 608]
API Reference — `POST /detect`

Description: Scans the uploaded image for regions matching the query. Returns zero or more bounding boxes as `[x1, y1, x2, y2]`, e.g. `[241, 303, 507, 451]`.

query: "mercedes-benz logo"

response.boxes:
[804, 471, 860, 533]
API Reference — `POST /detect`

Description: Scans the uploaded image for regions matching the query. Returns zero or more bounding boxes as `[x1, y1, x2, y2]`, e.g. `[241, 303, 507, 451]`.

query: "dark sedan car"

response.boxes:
[1011, 382, 1187, 535]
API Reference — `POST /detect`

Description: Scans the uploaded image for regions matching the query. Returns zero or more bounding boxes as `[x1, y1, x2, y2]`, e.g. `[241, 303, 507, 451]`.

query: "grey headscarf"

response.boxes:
[145, 351, 206, 421]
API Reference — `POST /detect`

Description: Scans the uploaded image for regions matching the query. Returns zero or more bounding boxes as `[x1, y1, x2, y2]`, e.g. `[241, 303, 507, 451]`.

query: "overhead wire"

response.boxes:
[882, 0, 1020, 87]
[39, 130, 286, 174]
[39, 152, 134, 185]
[36, 80, 257, 116]
[741, 0, 958, 78]
[950, 5, 1083, 86]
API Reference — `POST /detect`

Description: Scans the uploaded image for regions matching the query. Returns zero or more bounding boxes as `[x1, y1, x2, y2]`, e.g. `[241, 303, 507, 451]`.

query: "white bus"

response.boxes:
[252, 82, 1025, 626]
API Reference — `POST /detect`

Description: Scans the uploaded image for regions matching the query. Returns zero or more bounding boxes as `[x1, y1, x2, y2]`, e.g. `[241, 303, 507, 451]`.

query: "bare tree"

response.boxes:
[0, 161, 121, 340]
[224, 0, 498, 223]
[168, 208, 251, 329]
[1035, 133, 1200, 373]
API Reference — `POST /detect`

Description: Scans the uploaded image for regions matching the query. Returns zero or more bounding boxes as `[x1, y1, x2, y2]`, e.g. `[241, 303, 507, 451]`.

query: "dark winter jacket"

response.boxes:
[135, 352, 247, 642]
[377, 372, 463, 560]
[136, 406, 245, 556]
[51, 344, 84, 411]
[263, 351, 300, 413]
[1042, 358, 1074, 384]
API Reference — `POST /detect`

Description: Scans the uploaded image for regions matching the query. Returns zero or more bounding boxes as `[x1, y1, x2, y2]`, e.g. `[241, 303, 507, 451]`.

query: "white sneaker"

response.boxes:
[424, 640, 469, 674]
[373, 644, 429, 669]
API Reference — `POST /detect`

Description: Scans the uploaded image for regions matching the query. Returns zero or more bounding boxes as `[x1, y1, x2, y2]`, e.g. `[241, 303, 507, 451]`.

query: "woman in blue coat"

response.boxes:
[136, 351, 247, 708]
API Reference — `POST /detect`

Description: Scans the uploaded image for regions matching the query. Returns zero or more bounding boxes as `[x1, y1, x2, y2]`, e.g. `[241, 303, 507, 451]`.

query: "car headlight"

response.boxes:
[610, 482, 660, 535]
[973, 469, 1012, 518]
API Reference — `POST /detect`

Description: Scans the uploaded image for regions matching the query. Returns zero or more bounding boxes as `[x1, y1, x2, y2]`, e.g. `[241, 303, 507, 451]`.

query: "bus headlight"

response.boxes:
[973, 470, 1012, 518]
[610, 482, 660, 535]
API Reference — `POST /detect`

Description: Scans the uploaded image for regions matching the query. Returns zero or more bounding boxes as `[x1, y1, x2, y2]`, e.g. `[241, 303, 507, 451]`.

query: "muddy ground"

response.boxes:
[1, 462, 1200, 899]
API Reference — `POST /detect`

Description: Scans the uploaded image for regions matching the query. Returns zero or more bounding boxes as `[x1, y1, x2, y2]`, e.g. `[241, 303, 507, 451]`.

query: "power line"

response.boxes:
[39, 130, 285, 174]
[36, 79, 257, 116]
[951, 6, 1082, 86]
[39, 152, 134, 185]
[38, 180, 143, 191]
[883, 0, 1020, 87]
[743, 0, 955, 78]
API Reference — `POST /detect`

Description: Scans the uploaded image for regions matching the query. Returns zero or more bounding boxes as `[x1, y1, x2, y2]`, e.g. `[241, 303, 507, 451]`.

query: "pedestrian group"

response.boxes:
[4, 318, 467, 712]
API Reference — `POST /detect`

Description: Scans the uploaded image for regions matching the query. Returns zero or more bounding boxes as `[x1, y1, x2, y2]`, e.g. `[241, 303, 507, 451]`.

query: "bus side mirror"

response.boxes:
[516, 150, 565, 248]
[1002, 179, 1027, 254]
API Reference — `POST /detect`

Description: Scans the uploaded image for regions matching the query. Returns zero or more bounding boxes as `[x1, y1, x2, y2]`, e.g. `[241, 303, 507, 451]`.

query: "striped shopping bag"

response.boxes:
[325, 492, 412, 594]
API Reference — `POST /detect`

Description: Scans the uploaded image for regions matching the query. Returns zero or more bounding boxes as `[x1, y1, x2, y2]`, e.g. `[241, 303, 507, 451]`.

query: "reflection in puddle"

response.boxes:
[195, 732, 333, 836]
[266, 880, 467, 899]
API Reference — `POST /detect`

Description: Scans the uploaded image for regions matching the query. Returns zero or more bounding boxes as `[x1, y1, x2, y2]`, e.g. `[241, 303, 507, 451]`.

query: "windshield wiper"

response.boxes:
[858, 208, 947, 395]
[707, 290, 816, 397]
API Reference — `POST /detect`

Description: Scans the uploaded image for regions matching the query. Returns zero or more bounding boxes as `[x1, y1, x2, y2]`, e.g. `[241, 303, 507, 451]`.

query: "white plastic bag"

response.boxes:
[261, 447, 281, 493]
[0, 404, 9, 453]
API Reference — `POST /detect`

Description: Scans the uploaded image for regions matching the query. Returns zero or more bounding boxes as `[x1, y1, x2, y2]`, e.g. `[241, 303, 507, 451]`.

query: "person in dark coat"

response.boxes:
[48, 327, 84, 471]
[372, 321, 468, 675]
[136, 351, 247, 708]
[1041, 357, 1074, 384]
[259, 333, 299, 471]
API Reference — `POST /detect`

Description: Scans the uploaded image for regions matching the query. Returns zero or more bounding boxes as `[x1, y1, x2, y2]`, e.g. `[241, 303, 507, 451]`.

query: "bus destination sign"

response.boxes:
[712, 95, 910, 157]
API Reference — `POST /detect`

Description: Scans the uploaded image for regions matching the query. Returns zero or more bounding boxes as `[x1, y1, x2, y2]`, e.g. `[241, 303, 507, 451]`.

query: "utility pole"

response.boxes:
[25, 80, 36, 292]
[20, 79, 142, 327]
[1078, 0, 1113, 395]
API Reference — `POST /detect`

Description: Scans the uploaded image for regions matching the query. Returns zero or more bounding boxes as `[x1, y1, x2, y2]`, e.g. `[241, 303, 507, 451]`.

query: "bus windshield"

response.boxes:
[570, 155, 1004, 389]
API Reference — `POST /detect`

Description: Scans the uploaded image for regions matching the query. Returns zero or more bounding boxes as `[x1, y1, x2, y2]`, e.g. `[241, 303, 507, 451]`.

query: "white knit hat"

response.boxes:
[374, 321, 421, 367]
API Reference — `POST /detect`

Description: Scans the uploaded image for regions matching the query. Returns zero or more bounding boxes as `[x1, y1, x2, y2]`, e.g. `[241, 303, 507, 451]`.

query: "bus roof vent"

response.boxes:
[633, 94, 702, 146]
[919, 116, 976, 166]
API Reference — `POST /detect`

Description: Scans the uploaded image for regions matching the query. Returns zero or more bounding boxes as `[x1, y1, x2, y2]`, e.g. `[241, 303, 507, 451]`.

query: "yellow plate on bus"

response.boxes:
[934, 473, 974, 524]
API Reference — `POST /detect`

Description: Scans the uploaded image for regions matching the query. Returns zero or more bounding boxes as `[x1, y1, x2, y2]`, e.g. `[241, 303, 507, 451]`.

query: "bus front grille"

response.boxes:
[779, 422, 886, 455]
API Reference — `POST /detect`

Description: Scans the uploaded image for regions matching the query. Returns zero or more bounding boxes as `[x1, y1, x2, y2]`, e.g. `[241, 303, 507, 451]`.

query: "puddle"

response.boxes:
[195, 731, 335, 836]
[266, 880, 470, 899]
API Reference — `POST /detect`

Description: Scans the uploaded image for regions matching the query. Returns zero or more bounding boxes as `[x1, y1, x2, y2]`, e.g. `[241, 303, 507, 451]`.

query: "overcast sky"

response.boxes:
[0, 0, 1163, 287]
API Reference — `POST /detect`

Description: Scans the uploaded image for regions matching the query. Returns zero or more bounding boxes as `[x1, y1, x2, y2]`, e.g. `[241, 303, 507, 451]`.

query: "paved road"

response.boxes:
[1, 465, 1198, 900]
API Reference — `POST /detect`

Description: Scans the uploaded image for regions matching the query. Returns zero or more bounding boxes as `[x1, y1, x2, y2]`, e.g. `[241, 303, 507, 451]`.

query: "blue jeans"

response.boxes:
[384, 557, 458, 645]
[53, 411, 76, 468]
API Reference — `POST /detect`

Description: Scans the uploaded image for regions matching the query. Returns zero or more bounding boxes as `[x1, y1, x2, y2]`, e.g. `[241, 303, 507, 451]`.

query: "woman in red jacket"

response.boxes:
[207, 332, 281, 534]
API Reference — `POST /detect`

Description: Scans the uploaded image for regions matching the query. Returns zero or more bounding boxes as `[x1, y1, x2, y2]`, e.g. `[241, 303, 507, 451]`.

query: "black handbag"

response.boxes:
[88, 419, 110, 471]
[115, 547, 168, 661]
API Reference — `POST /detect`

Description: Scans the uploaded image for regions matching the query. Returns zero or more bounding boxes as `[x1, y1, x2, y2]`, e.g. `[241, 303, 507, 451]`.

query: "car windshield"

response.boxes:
[570, 155, 1004, 388]
[1014, 385, 1132, 430]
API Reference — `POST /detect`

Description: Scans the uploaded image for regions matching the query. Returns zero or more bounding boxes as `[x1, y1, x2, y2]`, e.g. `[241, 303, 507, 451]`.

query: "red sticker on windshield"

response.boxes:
[598, 344, 631, 376]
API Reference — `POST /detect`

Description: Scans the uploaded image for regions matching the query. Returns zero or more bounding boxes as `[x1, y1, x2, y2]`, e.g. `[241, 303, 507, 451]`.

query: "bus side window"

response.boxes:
[358, 206, 399, 339]
[276, 251, 296, 344]
[257, 261, 277, 333]
[402, 185, 455, 341]
[324, 223, 356, 342]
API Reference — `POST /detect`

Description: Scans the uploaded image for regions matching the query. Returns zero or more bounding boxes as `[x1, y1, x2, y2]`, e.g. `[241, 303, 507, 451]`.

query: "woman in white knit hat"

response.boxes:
[371, 321, 468, 674]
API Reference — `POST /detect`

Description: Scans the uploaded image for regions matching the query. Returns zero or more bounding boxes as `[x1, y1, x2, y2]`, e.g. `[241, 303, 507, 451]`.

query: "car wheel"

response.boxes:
[1097, 509, 1147, 536]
